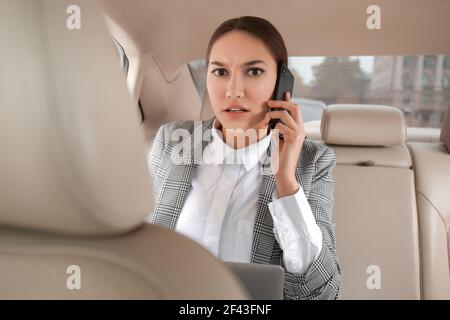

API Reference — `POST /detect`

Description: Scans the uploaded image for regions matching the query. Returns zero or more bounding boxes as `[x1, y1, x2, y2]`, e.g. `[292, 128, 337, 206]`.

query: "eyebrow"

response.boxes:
[209, 60, 267, 67]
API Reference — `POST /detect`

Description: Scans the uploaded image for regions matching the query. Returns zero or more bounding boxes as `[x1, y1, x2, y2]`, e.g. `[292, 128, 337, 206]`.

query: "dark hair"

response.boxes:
[206, 16, 288, 66]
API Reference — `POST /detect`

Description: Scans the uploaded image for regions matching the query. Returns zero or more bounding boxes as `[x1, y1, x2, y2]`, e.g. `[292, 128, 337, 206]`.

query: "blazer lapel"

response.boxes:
[250, 171, 277, 264]
[154, 119, 213, 231]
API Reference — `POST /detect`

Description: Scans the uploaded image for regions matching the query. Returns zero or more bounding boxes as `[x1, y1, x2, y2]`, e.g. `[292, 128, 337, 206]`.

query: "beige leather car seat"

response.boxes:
[322, 105, 421, 299]
[407, 104, 450, 299]
[0, 0, 247, 299]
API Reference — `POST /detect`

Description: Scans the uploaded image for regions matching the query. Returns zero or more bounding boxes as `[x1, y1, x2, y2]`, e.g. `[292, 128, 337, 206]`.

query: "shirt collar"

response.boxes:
[203, 119, 272, 172]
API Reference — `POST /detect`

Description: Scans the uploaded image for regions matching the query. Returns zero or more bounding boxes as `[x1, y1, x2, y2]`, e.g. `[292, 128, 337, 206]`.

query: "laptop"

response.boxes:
[224, 261, 285, 300]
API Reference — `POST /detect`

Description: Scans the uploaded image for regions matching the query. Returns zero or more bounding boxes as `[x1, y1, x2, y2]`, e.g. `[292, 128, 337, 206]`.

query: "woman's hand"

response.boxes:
[264, 92, 306, 198]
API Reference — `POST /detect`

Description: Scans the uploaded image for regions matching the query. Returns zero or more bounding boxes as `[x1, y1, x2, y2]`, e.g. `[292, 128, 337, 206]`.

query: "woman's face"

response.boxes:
[206, 31, 278, 132]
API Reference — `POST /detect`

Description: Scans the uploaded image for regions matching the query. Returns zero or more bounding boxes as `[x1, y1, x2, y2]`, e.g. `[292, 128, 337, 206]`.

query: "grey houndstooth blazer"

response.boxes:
[147, 118, 341, 300]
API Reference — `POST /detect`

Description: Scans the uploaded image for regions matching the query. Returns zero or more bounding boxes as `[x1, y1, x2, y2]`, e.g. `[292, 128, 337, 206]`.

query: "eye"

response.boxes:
[247, 67, 265, 77]
[211, 68, 228, 77]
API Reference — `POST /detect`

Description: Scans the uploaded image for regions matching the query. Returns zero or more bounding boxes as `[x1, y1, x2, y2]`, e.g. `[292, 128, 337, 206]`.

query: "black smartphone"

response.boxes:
[268, 62, 294, 130]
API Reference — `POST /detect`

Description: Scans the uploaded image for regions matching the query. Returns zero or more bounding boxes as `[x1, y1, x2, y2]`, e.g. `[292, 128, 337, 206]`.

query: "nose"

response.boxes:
[225, 72, 244, 99]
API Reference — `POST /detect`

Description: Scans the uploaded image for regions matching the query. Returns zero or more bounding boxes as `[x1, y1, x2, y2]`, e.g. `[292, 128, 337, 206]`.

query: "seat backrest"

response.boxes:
[0, 0, 247, 299]
[139, 57, 204, 143]
[322, 104, 421, 299]
[406, 104, 450, 299]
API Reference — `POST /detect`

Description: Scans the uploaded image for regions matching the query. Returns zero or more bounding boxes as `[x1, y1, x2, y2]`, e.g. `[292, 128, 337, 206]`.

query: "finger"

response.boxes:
[267, 100, 300, 121]
[266, 110, 297, 129]
[284, 91, 292, 102]
[268, 100, 296, 109]
[275, 122, 305, 142]
[274, 122, 295, 140]
[270, 101, 304, 127]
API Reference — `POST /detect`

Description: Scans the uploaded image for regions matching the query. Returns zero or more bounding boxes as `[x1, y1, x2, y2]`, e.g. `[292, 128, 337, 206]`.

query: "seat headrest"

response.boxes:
[440, 104, 450, 153]
[0, 0, 153, 236]
[321, 104, 407, 146]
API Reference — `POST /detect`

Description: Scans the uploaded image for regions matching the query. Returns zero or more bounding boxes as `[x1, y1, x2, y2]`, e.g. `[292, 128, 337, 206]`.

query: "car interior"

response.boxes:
[0, 0, 449, 300]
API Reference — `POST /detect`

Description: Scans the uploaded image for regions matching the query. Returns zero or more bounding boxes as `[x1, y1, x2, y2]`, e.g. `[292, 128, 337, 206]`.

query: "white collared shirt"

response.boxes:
[175, 121, 322, 274]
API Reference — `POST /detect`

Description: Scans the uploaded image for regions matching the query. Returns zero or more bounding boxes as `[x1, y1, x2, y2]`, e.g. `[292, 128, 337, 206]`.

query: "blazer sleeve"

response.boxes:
[283, 146, 341, 300]
[148, 124, 166, 181]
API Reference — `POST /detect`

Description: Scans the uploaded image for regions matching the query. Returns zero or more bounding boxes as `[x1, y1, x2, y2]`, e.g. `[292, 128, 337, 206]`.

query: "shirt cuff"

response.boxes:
[268, 184, 322, 261]
[270, 185, 322, 239]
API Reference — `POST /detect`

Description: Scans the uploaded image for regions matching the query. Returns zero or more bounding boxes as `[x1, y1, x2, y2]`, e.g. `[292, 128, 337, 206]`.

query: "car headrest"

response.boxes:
[440, 104, 450, 153]
[0, 0, 153, 236]
[321, 104, 406, 146]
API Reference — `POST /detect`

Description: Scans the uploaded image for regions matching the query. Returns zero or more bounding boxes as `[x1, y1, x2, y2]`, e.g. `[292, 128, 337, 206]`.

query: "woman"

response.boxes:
[148, 16, 341, 300]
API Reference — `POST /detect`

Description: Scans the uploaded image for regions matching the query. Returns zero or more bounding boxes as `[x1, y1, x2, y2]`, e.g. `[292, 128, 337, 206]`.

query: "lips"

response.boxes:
[223, 104, 250, 113]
